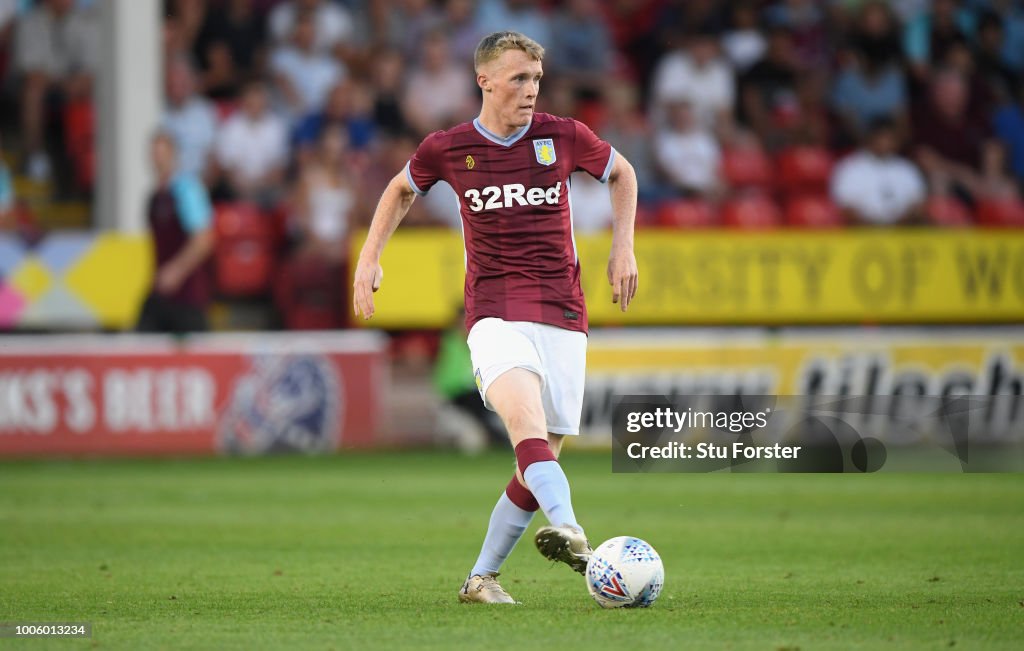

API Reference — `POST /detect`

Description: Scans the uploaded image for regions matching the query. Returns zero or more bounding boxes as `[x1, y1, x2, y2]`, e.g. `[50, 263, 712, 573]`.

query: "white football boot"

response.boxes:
[534, 524, 593, 574]
[458, 573, 519, 604]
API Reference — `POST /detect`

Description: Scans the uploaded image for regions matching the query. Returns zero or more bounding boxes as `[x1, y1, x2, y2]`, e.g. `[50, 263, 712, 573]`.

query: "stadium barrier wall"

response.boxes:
[0, 331, 388, 457]
[0, 232, 151, 329]
[350, 229, 1024, 328]
[3, 229, 1024, 329]
[579, 327, 1024, 445]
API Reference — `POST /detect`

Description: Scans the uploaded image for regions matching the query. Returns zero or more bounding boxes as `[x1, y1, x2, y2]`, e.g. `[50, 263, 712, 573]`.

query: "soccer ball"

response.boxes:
[585, 536, 664, 608]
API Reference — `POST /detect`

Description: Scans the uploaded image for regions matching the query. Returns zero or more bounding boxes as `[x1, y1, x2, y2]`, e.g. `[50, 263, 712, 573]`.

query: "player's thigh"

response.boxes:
[486, 367, 548, 447]
[535, 325, 588, 436]
[467, 317, 546, 409]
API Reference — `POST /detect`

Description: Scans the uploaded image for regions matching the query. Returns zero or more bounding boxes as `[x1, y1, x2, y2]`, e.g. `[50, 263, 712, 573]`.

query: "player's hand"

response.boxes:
[155, 264, 186, 295]
[352, 258, 384, 320]
[608, 246, 638, 312]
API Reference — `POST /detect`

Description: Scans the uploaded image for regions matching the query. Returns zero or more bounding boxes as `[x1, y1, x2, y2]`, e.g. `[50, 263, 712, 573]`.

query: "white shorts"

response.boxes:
[467, 317, 588, 436]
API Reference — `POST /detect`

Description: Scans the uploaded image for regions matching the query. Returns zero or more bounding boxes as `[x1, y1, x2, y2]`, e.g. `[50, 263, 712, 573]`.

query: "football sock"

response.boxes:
[515, 438, 580, 529]
[469, 476, 537, 577]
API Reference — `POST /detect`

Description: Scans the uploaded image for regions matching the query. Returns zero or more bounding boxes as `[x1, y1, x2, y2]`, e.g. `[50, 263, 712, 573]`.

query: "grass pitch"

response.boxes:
[1, 451, 1022, 650]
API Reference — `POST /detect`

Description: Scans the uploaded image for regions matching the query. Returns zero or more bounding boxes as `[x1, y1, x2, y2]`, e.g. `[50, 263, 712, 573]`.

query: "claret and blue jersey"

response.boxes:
[405, 112, 615, 335]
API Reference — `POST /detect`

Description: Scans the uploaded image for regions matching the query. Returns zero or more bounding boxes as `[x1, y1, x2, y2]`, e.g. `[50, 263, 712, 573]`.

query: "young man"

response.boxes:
[353, 31, 639, 604]
[137, 132, 215, 334]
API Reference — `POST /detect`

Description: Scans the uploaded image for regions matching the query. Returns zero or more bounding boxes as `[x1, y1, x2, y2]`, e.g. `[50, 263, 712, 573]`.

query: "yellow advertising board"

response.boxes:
[352, 229, 1024, 327]
[579, 328, 1024, 443]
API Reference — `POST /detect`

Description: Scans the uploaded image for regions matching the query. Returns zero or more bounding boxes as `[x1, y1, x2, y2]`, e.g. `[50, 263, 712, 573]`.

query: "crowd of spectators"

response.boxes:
[2, 0, 1024, 325]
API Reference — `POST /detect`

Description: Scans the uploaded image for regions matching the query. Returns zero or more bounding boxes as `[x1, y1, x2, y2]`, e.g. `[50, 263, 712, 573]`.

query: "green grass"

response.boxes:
[1, 452, 1022, 650]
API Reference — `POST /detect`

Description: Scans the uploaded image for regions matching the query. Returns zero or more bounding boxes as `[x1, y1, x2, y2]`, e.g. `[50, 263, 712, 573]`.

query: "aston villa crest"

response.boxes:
[533, 139, 556, 166]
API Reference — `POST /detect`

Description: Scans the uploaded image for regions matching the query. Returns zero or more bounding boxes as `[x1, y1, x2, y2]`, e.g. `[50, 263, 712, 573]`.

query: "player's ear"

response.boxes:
[477, 72, 490, 92]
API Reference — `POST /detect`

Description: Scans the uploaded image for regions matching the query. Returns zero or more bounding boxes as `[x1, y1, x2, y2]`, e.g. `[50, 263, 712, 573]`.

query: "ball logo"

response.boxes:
[218, 354, 342, 455]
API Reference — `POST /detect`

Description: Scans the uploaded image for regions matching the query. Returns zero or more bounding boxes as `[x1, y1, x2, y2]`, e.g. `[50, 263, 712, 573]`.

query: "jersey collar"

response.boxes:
[473, 116, 532, 147]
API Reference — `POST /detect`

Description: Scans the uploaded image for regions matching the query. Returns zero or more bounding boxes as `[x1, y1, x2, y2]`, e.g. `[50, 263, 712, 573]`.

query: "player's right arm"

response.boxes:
[352, 171, 418, 320]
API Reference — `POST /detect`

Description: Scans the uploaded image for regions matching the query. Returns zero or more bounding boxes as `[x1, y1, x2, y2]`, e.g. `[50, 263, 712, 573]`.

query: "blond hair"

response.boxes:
[474, 31, 545, 71]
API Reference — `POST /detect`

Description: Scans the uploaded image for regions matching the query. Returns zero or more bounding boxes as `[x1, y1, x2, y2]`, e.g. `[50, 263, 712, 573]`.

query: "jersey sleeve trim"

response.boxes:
[405, 160, 427, 196]
[599, 148, 617, 183]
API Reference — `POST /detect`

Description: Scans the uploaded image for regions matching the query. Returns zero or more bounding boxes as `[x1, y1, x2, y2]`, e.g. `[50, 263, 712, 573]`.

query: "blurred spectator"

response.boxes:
[442, 0, 484, 68]
[988, 0, 1024, 72]
[547, 0, 613, 94]
[193, 0, 266, 100]
[373, 0, 444, 62]
[288, 124, 357, 261]
[401, 29, 475, 137]
[213, 81, 288, 204]
[294, 80, 377, 163]
[911, 69, 993, 202]
[831, 117, 927, 226]
[654, 99, 722, 200]
[738, 28, 799, 146]
[270, 9, 345, 120]
[848, 1, 903, 69]
[830, 50, 908, 143]
[161, 56, 218, 180]
[764, 0, 829, 71]
[268, 0, 356, 56]
[976, 139, 1020, 200]
[13, 0, 98, 180]
[903, 0, 976, 76]
[370, 47, 410, 136]
[650, 31, 735, 138]
[721, 2, 767, 72]
[942, 35, 1001, 123]
[165, 0, 206, 58]
[137, 132, 214, 334]
[475, 0, 551, 47]
[994, 81, 1024, 189]
[600, 82, 658, 200]
[973, 12, 1018, 104]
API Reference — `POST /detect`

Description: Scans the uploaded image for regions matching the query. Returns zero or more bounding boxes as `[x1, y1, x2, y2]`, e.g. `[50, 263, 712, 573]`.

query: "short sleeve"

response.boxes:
[406, 132, 445, 196]
[573, 120, 615, 183]
[171, 175, 213, 234]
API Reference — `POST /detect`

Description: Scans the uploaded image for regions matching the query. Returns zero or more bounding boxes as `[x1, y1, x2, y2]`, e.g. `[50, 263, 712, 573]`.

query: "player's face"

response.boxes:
[481, 49, 543, 129]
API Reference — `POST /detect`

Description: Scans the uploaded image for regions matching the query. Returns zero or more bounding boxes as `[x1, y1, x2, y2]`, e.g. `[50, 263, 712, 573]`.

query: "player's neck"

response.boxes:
[476, 109, 531, 139]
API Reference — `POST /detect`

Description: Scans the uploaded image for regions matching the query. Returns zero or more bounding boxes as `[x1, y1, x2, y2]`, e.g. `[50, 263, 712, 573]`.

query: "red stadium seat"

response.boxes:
[722, 146, 774, 190]
[722, 195, 782, 229]
[656, 199, 719, 228]
[977, 198, 1024, 227]
[926, 195, 973, 227]
[777, 147, 834, 195]
[213, 203, 276, 296]
[785, 195, 844, 228]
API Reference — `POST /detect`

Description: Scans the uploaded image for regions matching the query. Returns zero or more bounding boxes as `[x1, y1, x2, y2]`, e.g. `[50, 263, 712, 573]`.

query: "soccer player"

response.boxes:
[353, 31, 638, 604]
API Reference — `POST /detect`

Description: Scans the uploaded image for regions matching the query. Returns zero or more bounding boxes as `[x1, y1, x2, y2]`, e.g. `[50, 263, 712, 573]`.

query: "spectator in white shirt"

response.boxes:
[654, 99, 723, 199]
[831, 117, 927, 225]
[161, 56, 218, 180]
[650, 31, 736, 138]
[214, 81, 288, 204]
[270, 9, 345, 121]
[14, 0, 99, 180]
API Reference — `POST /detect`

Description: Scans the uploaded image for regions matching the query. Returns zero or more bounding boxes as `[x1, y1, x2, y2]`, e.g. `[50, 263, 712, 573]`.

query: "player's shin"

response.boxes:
[514, 438, 580, 529]
[468, 475, 538, 577]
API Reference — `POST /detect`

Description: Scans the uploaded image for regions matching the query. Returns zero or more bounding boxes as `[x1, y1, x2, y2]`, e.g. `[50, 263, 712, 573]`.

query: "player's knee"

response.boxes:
[500, 403, 546, 440]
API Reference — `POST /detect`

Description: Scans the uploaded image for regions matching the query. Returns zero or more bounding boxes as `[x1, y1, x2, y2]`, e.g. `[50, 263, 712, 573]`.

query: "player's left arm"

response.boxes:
[605, 152, 639, 312]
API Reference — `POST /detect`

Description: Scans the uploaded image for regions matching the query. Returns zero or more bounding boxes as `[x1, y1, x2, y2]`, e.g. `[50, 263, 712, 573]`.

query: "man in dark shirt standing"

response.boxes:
[136, 132, 215, 334]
